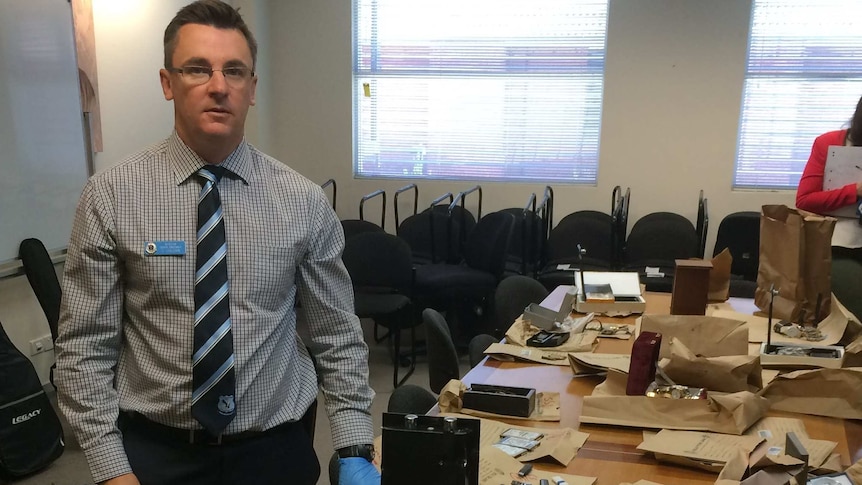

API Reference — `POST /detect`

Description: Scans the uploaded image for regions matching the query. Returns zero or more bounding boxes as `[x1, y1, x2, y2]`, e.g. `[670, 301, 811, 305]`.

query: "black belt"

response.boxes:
[119, 411, 296, 446]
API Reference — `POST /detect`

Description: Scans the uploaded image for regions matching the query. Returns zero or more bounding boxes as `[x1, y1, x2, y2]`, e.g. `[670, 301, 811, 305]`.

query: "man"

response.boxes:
[55, 1, 379, 484]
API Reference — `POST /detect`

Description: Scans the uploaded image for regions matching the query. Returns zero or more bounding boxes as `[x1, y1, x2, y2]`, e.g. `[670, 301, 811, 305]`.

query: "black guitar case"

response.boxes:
[0, 318, 64, 479]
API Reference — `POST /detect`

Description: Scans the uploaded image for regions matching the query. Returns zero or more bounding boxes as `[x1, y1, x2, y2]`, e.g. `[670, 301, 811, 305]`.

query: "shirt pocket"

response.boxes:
[248, 245, 298, 309]
[127, 245, 195, 306]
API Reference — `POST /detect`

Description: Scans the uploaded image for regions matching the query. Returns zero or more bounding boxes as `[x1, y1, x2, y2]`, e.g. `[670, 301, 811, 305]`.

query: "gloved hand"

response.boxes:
[338, 457, 380, 485]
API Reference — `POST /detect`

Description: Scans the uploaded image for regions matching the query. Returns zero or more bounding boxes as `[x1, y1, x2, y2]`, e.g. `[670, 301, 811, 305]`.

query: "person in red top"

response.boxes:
[796, 94, 862, 319]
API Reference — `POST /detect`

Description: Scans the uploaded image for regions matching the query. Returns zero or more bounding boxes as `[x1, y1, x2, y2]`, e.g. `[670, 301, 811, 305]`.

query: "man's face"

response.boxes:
[159, 24, 257, 156]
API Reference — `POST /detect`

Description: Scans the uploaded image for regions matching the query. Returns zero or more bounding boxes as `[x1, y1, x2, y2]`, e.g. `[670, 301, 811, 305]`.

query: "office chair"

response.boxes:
[413, 211, 515, 337]
[624, 212, 700, 292]
[492, 275, 549, 337]
[342, 232, 418, 388]
[387, 384, 438, 414]
[399, 201, 476, 266]
[713, 211, 760, 298]
[500, 202, 545, 278]
[537, 210, 615, 290]
[468, 334, 498, 368]
[340, 189, 387, 240]
[422, 308, 461, 394]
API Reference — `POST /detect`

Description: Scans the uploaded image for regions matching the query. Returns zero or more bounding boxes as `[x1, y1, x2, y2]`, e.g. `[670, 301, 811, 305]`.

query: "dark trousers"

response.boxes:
[119, 408, 320, 485]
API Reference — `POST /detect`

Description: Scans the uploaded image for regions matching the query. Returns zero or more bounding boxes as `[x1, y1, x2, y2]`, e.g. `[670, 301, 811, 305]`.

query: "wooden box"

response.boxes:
[670, 259, 713, 315]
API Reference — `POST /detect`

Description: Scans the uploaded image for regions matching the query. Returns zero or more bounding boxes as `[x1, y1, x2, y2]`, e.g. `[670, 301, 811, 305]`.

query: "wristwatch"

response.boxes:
[337, 444, 375, 462]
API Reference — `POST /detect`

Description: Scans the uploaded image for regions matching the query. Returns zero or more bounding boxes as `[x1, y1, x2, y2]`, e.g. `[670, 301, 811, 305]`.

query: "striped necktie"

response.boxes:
[192, 165, 236, 435]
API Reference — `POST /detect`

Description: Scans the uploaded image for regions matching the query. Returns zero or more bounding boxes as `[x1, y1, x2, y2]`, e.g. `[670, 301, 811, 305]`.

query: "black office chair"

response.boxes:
[342, 232, 418, 388]
[340, 189, 387, 240]
[398, 201, 476, 266]
[624, 212, 700, 293]
[468, 334, 498, 368]
[18, 238, 62, 388]
[422, 308, 461, 394]
[341, 219, 384, 241]
[500, 198, 545, 277]
[413, 211, 515, 337]
[492, 275, 549, 337]
[387, 384, 438, 414]
[537, 210, 615, 290]
[713, 211, 760, 298]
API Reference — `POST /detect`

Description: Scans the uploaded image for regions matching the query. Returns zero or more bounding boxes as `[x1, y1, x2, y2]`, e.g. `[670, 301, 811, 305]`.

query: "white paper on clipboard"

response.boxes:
[824, 146, 862, 217]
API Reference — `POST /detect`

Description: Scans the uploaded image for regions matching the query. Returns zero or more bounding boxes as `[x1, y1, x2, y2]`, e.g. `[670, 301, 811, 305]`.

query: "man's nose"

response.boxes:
[206, 70, 229, 93]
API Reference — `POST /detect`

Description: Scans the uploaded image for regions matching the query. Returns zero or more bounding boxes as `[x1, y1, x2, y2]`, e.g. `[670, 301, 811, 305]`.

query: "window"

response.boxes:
[735, 0, 862, 189]
[352, 0, 609, 183]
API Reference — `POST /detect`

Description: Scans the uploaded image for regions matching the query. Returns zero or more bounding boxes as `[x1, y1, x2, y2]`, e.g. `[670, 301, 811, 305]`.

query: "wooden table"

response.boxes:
[459, 289, 862, 484]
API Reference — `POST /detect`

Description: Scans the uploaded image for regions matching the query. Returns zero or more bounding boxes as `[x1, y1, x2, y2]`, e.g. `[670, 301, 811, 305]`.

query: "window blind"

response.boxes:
[352, 0, 609, 183]
[735, 0, 862, 189]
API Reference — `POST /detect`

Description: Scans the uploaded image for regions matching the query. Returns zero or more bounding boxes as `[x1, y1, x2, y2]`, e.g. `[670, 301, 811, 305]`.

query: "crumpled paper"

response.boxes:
[581, 370, 769, 435]
[759, 367, 862, 419]
[661, 338, 763, 392]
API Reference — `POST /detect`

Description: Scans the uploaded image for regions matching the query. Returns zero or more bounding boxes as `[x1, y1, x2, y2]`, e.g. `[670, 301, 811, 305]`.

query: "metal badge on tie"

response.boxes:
[218, 395, 236, 416]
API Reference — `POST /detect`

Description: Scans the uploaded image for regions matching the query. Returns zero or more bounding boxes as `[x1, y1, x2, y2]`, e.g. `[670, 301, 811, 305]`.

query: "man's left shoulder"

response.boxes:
[247, 145, 318, 192]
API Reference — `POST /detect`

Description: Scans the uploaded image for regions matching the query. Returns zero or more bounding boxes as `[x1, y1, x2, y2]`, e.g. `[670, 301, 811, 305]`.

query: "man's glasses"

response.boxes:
[171, 65, 254, 87]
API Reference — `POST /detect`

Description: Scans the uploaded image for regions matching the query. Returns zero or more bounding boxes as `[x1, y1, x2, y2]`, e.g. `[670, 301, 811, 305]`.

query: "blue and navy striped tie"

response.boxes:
[192, 165, 236, 435]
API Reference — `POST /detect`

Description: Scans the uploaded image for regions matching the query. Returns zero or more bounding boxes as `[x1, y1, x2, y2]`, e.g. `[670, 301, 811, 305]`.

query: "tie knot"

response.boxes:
[198, 165, 228, 185]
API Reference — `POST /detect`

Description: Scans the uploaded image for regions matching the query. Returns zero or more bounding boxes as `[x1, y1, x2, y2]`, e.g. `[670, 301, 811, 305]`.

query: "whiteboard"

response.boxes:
[0, 0, 88, 263]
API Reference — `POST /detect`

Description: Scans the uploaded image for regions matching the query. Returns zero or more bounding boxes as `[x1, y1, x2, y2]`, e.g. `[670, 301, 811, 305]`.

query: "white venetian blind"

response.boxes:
[352, 0, 609, 183]
[735, 0, 862, 189]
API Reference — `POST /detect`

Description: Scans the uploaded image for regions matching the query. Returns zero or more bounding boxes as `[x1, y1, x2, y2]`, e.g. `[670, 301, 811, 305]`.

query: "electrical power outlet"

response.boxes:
[29, 334, 54, 356]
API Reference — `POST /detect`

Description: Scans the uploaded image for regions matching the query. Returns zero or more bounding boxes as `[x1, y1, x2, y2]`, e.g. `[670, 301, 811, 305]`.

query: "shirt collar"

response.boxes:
[167, 131, 251, 186]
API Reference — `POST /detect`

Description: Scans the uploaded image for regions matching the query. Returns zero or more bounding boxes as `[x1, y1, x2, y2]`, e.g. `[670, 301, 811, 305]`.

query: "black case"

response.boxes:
[0, 319, 64, 479]
[381, 413, 479, 485]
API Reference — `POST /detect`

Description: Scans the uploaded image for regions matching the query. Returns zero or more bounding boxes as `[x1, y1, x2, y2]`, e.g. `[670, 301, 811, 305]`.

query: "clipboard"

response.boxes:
[823, 145, 862, 217]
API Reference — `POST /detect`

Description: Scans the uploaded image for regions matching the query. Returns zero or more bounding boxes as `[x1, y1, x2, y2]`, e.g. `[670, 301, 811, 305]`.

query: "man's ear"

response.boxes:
[249, 74, 258, 106]
[159, 68, 174, 101]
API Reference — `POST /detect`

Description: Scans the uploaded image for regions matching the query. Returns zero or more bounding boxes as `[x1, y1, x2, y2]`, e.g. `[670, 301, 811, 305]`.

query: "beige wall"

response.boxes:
[266, 0, 795, 245]
[5, 0, 801, 382]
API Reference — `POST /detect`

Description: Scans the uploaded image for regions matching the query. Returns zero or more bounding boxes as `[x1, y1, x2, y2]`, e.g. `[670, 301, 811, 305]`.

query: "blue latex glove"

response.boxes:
[338, 457, 380, 485]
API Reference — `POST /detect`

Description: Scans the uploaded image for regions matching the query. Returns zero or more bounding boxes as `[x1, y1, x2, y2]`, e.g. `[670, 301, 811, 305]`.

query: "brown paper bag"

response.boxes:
[581, 370, 769, 435]
[755, 205, 836, 323]
[661, 338, 763, 392]
[759, 367, 862, 419]
[710, 248, 733, 302]
[638, 314, 749, 359]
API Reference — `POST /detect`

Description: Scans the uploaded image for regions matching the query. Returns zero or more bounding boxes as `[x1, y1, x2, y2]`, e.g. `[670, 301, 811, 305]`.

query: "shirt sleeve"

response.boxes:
[55, 178, 133, 483]
[295, 186, 375, 449]
[796, 131, 858, 213]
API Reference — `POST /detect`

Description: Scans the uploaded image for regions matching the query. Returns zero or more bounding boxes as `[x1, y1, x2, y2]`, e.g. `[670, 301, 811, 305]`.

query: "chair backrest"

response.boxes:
[340, 219, 384, 241]
[462, 211, 515, 279]
[422, 308, 460, 394]
[696, 191, 709, 258]
[468, 334, 498, 368]
[18, 238, 61, 342]
[398, 205, 476, 265]
[714, 211, 760, 281]
[343, 232, 413, 293]
[545, 210, 615, 269]
[500, 206, 544, 275]
[387, 384, 438, 414]
[493, 275, 549, 334]
[624, 212, 699, 269]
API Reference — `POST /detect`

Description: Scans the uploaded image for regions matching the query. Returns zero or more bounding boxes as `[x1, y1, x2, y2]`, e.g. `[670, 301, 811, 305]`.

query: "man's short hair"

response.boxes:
[164, 0, 258, 70]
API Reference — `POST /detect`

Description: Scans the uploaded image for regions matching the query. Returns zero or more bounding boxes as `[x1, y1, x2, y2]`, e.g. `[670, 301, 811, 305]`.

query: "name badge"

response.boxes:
[144, 241, 186, 256]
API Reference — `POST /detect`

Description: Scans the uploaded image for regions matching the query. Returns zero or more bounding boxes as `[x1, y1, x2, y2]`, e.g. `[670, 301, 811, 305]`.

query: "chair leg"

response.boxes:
[373, 321, 390, 344]
[392, 326, 416, 388]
